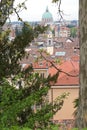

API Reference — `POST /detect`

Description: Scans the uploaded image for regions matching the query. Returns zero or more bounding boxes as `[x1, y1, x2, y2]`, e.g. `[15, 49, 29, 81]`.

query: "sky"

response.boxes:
[10, 0, 79, 22]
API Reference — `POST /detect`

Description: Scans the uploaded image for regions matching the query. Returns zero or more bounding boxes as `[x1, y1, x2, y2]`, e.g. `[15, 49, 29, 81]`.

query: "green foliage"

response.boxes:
[0, 73, 68, 129]
[0, 21, 49, 79]
[54, 58, 61, 64]
[0, 22, 34, 78]
[0, 0, 14, 26]
[70, 27, 77, 38]
[2, 126, 87, 130]
[0, 0, 67, 129]
[73, 98, 79, 122]
[34, 25, 48, 38]
[1, 125, 59, 130]
[1, 126, 23, 130]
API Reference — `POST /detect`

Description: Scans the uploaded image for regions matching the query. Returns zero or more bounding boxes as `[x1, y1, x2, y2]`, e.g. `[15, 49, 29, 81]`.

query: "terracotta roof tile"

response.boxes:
[48, 60, 79, 85]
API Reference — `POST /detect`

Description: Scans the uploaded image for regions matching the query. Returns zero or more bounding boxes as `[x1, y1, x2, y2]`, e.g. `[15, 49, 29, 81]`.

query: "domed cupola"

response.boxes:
[42, 6, 53, 24]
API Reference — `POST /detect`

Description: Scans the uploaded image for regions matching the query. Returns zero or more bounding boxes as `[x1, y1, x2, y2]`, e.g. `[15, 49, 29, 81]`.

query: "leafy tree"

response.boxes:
[70, 27, 77, 38]
[0, 0, 14, 27]
[0, 73, 67, 129]
[15, 25, 22, 37]
[0, 0, 67, 129]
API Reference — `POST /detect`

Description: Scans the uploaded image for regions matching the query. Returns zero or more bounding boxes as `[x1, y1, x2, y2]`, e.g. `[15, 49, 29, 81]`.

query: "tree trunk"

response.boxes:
[76, 0, 87, 129]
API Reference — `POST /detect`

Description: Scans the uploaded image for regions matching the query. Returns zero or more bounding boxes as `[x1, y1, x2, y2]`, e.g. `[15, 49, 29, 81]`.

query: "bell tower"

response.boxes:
[46, 31, 54, 55]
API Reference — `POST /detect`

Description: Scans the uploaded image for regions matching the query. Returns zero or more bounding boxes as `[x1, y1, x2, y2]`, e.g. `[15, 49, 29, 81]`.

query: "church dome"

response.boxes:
[42, 7, 53, 24]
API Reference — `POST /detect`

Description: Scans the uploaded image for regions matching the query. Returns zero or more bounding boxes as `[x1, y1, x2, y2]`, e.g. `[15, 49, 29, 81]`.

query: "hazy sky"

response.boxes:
[11, 0, 79, 21]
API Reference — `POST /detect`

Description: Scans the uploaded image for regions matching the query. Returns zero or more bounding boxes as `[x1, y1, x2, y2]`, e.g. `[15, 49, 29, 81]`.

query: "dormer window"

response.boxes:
[39, 62, 43, 66]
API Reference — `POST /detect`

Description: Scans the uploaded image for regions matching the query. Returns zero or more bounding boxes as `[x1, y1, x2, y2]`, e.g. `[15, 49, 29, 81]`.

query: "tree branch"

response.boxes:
[39, 51, 79, 77]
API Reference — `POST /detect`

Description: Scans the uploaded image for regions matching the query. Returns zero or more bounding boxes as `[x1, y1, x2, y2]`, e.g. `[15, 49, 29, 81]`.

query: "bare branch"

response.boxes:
[52, 0, 66, 23]
[39, 51, 79, 77]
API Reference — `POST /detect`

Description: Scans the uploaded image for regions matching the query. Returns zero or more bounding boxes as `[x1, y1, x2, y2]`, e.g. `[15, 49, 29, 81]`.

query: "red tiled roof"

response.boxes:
[60, 26, 70, 31]
[71, 55, 79, 62]
[33, 60, 51, 69]
[22, 60, 79, 86]
[48, 60, 79, 85]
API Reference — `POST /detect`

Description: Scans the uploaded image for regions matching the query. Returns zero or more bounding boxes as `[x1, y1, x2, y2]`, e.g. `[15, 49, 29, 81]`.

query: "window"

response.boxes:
[49, 39, 51, 45]
[40, 73, 44, 78]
